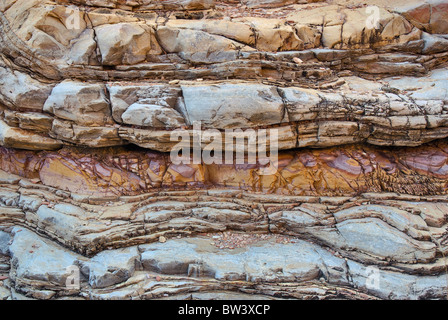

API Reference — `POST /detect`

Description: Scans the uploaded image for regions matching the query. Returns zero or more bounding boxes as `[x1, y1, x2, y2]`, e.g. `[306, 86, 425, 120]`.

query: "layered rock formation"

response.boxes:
[1, 0, 448, 300]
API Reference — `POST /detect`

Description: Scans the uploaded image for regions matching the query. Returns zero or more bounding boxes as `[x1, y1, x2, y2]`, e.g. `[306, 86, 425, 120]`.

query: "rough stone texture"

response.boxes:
[121, 103, 186, 128]
[180, 83, 285, 129]
[95, 23, 162, 66]
[43, 81, 112, 126]
[57, 0, 216, 11]
[1, 68, 448, 150]
[1, 0, 448, 300]
[1, 142, 448, 197]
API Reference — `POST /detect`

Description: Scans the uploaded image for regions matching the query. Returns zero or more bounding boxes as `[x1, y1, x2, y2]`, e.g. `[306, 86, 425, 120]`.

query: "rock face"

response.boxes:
[1, 0, 448, 300]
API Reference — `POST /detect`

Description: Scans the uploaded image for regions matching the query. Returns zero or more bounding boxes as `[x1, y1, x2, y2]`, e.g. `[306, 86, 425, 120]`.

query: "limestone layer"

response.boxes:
[2, 68, 448, 151]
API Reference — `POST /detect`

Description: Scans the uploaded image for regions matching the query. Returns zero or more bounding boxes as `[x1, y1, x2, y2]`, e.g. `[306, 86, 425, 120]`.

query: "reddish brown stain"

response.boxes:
[1, 142, 448, 197]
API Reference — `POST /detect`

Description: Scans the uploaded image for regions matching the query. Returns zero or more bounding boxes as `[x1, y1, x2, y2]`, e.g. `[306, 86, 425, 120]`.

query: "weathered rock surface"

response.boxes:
[1, 216, 447, 299]
[0, 0, 447, 152]
[180, 83, 285, 128]
[1, 0, 448, 301]
[43, 80, 112, 126]
[2, 141, 448, 197]
[1, 67, 448, 150]
[95, 23, 162, 66]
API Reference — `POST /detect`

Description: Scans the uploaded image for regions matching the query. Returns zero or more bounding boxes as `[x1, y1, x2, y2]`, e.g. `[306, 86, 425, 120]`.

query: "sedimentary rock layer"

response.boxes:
[1, 67, 448, 151]
[1, 227, 447, 300]
[1, 0, 448, 152]
[2, 0, 447, 81]
[1, 174, 448, 299]
[2, 141, 448, 197]
[1, 0, 448, 301]
[1, 139, 448, 299]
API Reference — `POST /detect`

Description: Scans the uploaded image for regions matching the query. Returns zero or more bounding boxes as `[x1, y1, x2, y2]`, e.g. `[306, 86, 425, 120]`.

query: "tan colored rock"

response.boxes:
[164, 19, 255, 47]
[86, 10, 141, 27]
[288, 6, 416, 49]
[68, 29, 99, 65]
[34, 6, 87, 46]
[118, 127, 181, 152]
[95, 23, 162, 65]
[0, 65, 54, 111]
[107, 84, 182, 123]
[180, 83, 286, 129]
[4, 110, 53, 133]
[286, 4, 341, 26]
[0, 120, 61, 150]
[322, 25, 342, 49]
[43, 81, 112, 126]
[121, 103, 186, 128]
[237, 17, 303, 52]
[295, 25, 321, 49]
[51, 119, 123, 148]
[157, 27, 252, 64]
[381, 15, 414, 41]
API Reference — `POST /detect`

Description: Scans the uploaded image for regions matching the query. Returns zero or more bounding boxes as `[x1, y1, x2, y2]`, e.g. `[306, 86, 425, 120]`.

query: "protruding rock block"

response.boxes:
[44, 81, 112, 126]
[95, 23, 162, 65]
[180, 83, 285, 129]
